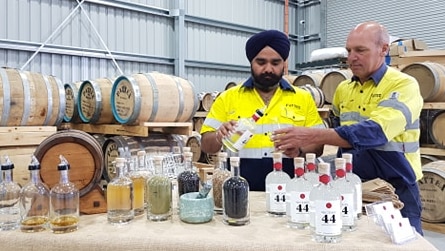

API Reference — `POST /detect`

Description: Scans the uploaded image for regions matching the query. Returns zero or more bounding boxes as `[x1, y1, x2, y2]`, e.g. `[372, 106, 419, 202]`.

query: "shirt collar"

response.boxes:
[242, 77, 295, 92]
[351, 63, 388, 85]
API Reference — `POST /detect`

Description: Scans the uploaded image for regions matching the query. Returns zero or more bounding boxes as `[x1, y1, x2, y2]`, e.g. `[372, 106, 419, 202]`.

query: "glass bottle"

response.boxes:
[309, 162, 342, 243]
[222, 108, 264, 152]
[223, 157, 250, 226]
[128, 150, 151, 216]
[342, 153, 363, 219]
[177, 152, 200, 197]
[0, 156, 21, 231]
[146, 156, 172, 221]
[49, 155, 79, 233]
[265, 152, 290, 217]
[332, 158, 357, 232]
[107, 157, 134, 224]
[286, 157, 312, 229]
[20, 155, 50, 232]
[305, 153, 319, 186]
[212, 151, 231, 213]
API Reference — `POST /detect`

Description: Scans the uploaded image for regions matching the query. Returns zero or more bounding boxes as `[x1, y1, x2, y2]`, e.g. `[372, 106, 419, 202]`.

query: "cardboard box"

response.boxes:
[389, 39, 428, 56]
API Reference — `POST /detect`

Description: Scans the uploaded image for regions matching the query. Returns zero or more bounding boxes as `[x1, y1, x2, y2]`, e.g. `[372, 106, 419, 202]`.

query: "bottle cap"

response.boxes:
[183, 147, 191, 153]
[318, 162, 330, 175]
[342, 153, 353, 162]
[230, 156, 240, 166]
[57, 155, 70, 171]
[272, 152, 282, 159]
[28, 155, 41, 170]
[218, 151, 227, 158]
[305, 153, 316, 162]
[293, 157, 305, 165]
[335, 158, 346, 170]
[137, 150, 146, 157]
[1, 156, 14, 170]
[153, 156, 164, 162]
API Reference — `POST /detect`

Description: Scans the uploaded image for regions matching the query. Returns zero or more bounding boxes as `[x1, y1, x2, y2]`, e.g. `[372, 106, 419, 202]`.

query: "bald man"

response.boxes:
[274, 21, 424, 234]
[200, 30, 324, 191]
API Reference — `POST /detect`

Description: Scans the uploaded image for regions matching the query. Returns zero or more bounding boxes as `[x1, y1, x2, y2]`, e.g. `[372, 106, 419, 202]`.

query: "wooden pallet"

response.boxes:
[60, 122, 193, 137]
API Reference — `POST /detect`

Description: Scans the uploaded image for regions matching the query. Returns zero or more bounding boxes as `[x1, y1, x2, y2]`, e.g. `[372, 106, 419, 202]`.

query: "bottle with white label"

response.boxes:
[332, 158, 357, 232]
[266, 152, 291, 217]
[309, 162, 342, 243]
[305, 153, 319, 186]
[286, 157, 312, 229]
[222, 108, 264, 152]
[342, 153, 362, 219]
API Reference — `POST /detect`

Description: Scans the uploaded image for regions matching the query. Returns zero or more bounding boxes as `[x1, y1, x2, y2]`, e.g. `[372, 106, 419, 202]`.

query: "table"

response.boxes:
[0, 192, 439, 251]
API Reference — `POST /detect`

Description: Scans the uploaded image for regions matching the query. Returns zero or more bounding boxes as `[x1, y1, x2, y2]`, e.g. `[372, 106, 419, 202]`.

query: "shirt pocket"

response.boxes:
[280, 108, 306, 126]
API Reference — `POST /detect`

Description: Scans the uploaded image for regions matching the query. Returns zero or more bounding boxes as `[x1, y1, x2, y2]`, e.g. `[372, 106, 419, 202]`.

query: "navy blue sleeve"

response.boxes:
[334, 120, 388, 150]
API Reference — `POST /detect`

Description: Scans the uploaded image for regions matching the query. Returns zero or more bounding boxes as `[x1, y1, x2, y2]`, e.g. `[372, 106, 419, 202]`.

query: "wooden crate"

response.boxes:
[0, 126, 57, 186]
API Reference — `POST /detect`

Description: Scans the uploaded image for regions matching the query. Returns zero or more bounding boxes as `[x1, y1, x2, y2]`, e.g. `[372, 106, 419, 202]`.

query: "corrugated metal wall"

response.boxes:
[1, 0, 320, 93]
[326, 0, 445, 49]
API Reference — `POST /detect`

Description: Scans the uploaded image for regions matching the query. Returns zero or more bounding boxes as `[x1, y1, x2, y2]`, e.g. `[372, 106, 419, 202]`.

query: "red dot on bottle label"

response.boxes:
[295, 168, 305, 177]
[277, 185, 283, 190]
[326, 202, 332, 209]
[346, 163, 353, 172]
[319, 174, 330, 184]
[336, 169, 346, 178]
[274, 163, 283, 170]
[300, 193, 305, 199]
[307, 163, 316, 171]
[341, 195, 344, 201]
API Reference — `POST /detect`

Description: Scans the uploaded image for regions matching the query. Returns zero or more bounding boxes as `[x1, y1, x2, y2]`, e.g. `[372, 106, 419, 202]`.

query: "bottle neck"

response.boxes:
[273, 160, 282, 172]
[59, 170, 70, 184]
[2, 169, 13, 182]
[30, 169, 41, 184]
[154, 161, 163, 175]
[294, 165, 304, 177]
[345, 162, 353, 173]
[185, 158, 193, 171]
[232, 165, 240, 177]
[306, 161, 316, 173]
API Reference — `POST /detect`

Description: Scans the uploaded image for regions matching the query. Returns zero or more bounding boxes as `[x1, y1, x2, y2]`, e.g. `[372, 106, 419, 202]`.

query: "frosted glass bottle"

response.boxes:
[107, 157, 134, 224]
[332, 158, 357, 232]
[309, 162, 342, 243]
[146, 156, 172, 221]
[177, 152, 200, 197]
[265, 152, 291, 216]
[305, 153, 319, 186]
[222, 108, 264, 152]
[212, 151, 231, 213]
[0, 156, 21, 231]
[223, 157, 249, 226]
[342, 153, 363, 219]
[20, 156, 50, 232]
[49, 155, 79, 233]
[286, 157, 312, 229]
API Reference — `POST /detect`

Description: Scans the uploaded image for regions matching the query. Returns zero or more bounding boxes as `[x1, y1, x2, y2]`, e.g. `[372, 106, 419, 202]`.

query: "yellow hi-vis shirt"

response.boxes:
[200, 78, 324, 159]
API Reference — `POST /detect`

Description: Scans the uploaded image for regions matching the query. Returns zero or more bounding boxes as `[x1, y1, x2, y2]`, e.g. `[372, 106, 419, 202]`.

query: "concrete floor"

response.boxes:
[424, 230, 445, 251]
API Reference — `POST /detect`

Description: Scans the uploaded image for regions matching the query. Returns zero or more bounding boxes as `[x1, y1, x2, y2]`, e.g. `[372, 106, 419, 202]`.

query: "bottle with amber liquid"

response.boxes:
[146, 156, 172, 221]
[0, 156, 21, 231]
[127, 150, 150, 216]
[107, 157, 134, 224]
[49, 155, 79, 233]
[20, 155, 50, 232]
[212, 151, 231, 213]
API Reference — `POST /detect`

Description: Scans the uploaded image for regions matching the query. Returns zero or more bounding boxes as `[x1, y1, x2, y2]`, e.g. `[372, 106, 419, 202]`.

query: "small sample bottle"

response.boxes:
[0, 156, 21, 231]
[265, 152, 291, 217]
[223, 157, 250, 226]
[146, 156, 172, 221]
[309, 162, 342, 243]
[107, 157, 134, 224]
[177, 152, 200, 197]
[305, 153, 319, 186]
[20, 155, 50, 232]
[212, 151, 231, 213]
[222, 108, 264, 152]
[49, 155, 79, 233]
[128, 150, 151, 216]
[286, 157, 312, 229]
[342, 153, 363, 219]
[332, 158, 357, 232]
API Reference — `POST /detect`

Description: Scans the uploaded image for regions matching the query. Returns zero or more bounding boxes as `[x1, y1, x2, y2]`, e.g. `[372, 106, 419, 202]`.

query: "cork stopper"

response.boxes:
[137, 150, 146, 157]
[305, 153, 316, 162]
[293, 157, 305, 166]
[342, 153, 353, 162]
[230, 157, 240, 166]
[318, 162, 330, 175]
[335, 158, 346, 170]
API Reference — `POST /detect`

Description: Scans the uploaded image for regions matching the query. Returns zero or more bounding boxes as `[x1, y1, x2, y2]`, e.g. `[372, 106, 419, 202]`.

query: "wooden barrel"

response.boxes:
[102, 133, 184, 181]
[0, 67, 65, 126]
[299, 84, 325, 108]
[430, 110, 445, 148]
[283, 75, 298, 85]
[320, 69, 353, 104]
[111, 72, 199, 125]
[401, 62, 445, 102]
[293, 72, 324, 87]
[64, 82, 82, 123]
[186, 132, 207, 163]
[197, 92, 214, 112]
[420, 109, 445, 148]
[193, 117, 204, 133]
[418, 160, 445, 223]
[78, 78, 116, 124]
[225, 81, 237, 90]
[421, 155, 441, 166]
[34, 129, 104, 197]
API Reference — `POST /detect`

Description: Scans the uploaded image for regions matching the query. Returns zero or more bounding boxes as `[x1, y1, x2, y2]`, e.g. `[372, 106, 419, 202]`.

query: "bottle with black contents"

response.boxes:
[177, 152, 200, 197]
[223, 157, 249, 226]
[20, 155, 50, 232]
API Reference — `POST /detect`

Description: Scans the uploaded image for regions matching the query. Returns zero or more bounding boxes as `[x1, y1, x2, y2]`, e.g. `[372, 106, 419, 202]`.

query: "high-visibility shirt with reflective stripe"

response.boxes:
[200, 77, 324, 159]
[332, 65, 423, 182]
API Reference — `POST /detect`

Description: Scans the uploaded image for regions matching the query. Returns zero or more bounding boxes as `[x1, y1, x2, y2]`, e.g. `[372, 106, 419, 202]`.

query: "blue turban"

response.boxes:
[245, 30, 290, 62]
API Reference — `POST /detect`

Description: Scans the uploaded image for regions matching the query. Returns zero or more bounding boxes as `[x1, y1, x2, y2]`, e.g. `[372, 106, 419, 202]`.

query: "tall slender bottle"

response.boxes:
[305, 153, 319, 186]
[20, 155, 50, 232]
[212, 151, 231, 213]
[332, 158, 357, 232]
[177, 152, 200, 197]
[265, 152, 290, 216]
[309, 162, 342, 243]
[0, 156, 21, 231]
[49, 155, 79, 233]
[128, 150, 150, 216]
[107, 157, 134, 224]
[222, 108, 264, 152]
[286, 157, 312, 229]
[146, 156, 172, 221]
[223, 157, 249, 226]
[342, 153, 362, 219]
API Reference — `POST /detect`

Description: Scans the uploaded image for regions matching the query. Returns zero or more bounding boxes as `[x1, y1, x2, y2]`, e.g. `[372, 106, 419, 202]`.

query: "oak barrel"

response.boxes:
[64, 82, 82, 123]
[320, 69, 353, 104]
[78, 78, 116, 124]
[293, 72, 324, 87]
[401, 62, 445, 102]
[299, 84, 325, 108]
[418, 160, 445, 223]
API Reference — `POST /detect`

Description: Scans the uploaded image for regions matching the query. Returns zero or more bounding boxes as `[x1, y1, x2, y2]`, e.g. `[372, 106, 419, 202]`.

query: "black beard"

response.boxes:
[251, 69, 283, 92]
